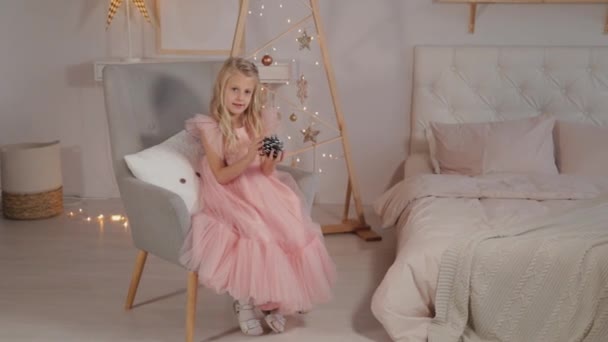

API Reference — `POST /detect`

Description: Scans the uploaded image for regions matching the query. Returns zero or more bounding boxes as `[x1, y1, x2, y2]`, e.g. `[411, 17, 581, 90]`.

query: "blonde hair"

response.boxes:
[210, 57, 264, 153]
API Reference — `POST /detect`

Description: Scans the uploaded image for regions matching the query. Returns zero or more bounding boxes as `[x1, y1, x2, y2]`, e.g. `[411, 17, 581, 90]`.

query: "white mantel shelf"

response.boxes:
[94, 58, 292, 84]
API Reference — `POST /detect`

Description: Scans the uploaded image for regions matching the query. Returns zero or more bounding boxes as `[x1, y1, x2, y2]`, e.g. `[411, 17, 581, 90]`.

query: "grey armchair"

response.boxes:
[102, 61, 319, 342]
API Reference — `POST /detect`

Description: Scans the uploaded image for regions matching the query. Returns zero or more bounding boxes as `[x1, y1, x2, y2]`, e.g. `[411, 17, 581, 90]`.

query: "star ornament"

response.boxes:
[302, 125, 320, 143]
[296, 30, 313, 50]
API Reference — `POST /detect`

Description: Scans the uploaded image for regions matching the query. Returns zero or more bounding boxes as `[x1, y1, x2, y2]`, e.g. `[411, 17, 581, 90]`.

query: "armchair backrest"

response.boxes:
[102, 61, 222, 181]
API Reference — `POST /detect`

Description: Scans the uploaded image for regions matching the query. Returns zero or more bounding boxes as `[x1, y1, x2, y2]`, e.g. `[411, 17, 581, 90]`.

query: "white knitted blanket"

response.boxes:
[428, 195, 608, 342]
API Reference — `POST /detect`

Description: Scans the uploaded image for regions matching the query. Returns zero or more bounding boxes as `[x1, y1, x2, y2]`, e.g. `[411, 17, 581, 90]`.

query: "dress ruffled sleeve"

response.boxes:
[185, 114, 224, 157]
[261, 106, 280, 136]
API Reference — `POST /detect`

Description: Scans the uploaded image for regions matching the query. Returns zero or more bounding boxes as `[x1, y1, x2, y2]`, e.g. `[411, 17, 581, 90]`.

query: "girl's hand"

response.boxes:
[247, 137, 263, 162]
[260, 150, 284, 175]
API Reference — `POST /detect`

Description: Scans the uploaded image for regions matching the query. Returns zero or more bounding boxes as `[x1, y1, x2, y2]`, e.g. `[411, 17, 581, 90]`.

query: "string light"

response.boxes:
[251, 1, 343, 180]
[65, 208, 129, 232]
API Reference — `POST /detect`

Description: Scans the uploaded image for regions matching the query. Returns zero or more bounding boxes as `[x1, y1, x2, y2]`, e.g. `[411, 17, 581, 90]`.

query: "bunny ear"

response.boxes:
[131, 0, 152, 23]
[106, 0, 124, 28]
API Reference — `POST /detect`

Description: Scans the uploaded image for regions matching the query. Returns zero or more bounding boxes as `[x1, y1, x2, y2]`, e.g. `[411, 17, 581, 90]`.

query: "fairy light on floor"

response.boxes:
[65, 207, 128, 230]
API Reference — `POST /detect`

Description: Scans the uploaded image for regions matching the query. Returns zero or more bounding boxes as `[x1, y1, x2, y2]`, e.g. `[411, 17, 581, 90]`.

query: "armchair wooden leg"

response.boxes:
[125, 250, 148, 310]
[186, 271, 199, 342]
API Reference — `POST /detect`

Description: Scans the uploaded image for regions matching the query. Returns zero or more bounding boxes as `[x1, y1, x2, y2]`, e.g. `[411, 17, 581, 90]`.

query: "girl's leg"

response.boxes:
[258, 302, 279, 311]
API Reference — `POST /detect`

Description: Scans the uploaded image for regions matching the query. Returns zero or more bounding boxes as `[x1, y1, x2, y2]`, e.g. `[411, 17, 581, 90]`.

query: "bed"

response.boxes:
[371, 46, 608, 342]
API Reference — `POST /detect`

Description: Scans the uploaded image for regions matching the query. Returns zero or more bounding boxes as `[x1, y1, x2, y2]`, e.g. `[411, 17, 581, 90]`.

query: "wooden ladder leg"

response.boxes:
[124, 250, 148, 310]
[231, 0, 250, 57]
[311, 0, 380, 242]
[186, 271, 199, 342]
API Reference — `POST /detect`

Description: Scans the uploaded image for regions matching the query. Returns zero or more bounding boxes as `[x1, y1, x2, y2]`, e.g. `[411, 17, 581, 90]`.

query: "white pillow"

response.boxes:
[124, 130, 202, 214]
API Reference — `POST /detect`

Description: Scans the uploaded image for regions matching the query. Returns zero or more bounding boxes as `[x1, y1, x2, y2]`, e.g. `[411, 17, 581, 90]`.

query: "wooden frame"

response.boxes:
[155, 0, 242, 55]
[231, 0, 380, 242]
[437, 0, 608, 33]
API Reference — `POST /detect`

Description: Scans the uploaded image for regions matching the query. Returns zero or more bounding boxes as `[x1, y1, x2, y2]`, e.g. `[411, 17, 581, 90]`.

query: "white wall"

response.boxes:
[0, 0, 606, 205]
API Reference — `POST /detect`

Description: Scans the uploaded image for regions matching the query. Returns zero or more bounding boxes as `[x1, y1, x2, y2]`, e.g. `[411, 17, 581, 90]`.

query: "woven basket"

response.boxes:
[2, 187, 63, 220]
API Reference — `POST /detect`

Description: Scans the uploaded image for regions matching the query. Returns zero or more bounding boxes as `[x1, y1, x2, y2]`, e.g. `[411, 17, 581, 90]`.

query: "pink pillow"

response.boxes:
[427, 115, 558, 176]
[555, 121, 608, 177]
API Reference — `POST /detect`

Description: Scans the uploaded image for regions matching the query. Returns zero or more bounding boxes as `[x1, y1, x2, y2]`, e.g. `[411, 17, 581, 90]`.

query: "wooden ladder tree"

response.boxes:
[230, 0, 380, 242]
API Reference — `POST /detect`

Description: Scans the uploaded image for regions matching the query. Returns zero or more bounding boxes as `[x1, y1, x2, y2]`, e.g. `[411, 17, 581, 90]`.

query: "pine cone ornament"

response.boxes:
[260, 135, 284, 158]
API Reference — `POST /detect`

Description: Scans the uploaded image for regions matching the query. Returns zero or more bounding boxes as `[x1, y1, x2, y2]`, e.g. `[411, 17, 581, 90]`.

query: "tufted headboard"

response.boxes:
[410, 46, 608, 155]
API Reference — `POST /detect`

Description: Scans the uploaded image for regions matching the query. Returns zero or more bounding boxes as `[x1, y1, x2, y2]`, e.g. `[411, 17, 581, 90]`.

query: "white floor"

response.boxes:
[0, 198, 396, 342]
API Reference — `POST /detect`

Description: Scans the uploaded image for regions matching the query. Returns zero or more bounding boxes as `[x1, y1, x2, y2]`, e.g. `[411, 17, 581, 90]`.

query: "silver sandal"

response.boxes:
[264, 311, 286, 333]
[233, 300, 264, 336]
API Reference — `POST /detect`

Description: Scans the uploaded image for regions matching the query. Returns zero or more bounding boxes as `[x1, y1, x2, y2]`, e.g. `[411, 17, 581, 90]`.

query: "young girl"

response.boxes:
[179, 57, 336, 336]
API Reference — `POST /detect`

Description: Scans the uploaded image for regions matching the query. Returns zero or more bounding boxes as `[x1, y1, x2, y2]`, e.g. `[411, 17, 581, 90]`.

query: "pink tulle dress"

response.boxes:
[179, 110, 336, 314]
